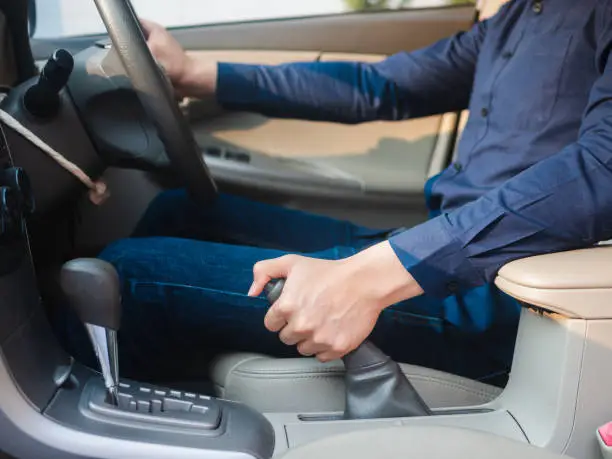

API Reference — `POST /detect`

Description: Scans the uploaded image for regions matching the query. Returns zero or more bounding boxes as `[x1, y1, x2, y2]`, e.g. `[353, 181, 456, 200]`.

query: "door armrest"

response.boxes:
[494, 246, 612, 319]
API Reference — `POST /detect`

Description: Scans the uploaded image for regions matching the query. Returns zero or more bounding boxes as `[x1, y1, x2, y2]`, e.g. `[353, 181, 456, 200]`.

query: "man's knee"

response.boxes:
[98, 238, 146, 281]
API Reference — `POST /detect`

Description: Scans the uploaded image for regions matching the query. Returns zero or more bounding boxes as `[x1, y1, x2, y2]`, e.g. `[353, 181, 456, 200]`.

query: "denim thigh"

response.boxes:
[53, 235, 518, 386]
[133, 189, 390, 252]
[52, 190, 519, 386]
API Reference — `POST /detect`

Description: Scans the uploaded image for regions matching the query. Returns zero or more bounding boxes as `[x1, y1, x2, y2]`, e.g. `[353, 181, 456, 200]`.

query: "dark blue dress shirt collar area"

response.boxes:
[216, 0, 612, 298]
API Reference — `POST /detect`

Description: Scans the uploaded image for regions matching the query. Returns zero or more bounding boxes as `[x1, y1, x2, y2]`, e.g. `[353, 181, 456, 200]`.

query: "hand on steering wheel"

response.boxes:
[94, 0, 217, 204]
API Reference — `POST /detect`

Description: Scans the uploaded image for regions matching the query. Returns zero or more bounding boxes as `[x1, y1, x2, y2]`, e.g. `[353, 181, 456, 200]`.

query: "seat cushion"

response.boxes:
[210, 353, 502, 413]
[279, 425, 568, 459]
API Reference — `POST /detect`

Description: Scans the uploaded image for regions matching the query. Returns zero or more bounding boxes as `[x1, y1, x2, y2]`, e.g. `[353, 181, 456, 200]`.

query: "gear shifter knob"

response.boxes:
[61, 259, 121, 405]
[60, 258, 121, 330]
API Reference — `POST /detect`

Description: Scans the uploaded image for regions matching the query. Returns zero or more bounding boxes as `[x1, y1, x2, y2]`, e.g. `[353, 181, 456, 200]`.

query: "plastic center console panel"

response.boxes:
[45, 364, 275, 458]
[85, 379, 222, 431]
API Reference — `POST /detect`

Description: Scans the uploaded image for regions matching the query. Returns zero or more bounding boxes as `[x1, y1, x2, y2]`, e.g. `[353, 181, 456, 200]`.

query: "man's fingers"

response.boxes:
[264, 307, 286, 332]
[139, 18, 156, 39]
[297, 340, 326, 357]
[248, 255, 300, 297]
[278, 321, 310, 346]
[278, 327, 300, 345]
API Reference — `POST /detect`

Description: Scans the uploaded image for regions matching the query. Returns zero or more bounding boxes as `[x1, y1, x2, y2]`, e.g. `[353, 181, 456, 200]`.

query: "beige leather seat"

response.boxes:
[210, 352, 501, 412]
[279, 425, 568, 459]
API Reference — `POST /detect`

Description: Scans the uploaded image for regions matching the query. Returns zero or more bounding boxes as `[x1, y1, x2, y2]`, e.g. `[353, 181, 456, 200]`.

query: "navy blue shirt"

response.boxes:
[216, 0, 612, 298]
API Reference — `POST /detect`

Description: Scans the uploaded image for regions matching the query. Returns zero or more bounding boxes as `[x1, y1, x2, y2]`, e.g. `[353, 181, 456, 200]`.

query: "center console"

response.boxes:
[0, 121, 275, 458]
[46, 365, 274, 457]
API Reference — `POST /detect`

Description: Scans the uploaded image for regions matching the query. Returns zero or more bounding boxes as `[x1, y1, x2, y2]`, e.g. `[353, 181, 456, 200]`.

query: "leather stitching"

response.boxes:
[216, 356, 267, 390]
[229, 370, 500, 399]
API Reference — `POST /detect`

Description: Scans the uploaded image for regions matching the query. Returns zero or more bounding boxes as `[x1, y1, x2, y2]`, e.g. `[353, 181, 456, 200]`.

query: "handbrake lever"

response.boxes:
[265, 279, 431, 419]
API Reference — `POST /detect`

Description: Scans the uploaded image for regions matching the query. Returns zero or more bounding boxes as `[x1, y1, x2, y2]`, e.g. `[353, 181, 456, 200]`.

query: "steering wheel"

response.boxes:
[93, 0, 217, 204]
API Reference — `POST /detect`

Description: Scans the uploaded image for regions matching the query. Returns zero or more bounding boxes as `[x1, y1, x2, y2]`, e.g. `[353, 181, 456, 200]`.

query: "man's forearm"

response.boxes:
[179, 23, 486, 123]
[177, 55, 387, 123]
[213, 60, 405, 124]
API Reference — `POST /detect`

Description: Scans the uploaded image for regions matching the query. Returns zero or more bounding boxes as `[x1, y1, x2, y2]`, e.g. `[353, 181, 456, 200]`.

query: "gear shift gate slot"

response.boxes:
[84, 379, 221, 431]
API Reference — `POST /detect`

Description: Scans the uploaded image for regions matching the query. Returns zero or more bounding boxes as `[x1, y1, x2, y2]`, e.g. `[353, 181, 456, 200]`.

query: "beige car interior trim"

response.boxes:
[480, 0, 509, 19]
[277, 425, 565, 459]
[176, 7, 475, 55]
[495, 246, 612, 319]
[195, 107, 442, 159]
[185, 50, 319, 65]
[320, 53, 384, 63]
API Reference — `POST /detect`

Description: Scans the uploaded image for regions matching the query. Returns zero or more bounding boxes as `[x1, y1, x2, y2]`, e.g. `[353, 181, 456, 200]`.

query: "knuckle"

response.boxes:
[279, 331, 292, 345]
[297, 342, 313, 356]
[332, 337, 350, 355]
[275, 299, 293, 315]
[292, 318, 313, 335]
[252, 261, 264, 274]
[280, 254, 300, 265]
[311, 332, 328, 346]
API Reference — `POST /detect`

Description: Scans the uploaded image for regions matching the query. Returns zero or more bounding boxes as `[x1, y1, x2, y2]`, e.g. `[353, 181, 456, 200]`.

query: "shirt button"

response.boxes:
[481, 107, 489, 117]
[502, 51, 513, 59]
[453, 162, 462, 172]
[532, 1, 543, 14]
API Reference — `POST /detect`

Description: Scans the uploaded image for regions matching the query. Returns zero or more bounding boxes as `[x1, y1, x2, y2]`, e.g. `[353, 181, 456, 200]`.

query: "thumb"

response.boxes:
[248, 255, 299, 297]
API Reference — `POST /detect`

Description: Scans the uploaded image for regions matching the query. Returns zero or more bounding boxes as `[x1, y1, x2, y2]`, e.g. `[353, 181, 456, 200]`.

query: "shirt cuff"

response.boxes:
[389, 216, 483, 298]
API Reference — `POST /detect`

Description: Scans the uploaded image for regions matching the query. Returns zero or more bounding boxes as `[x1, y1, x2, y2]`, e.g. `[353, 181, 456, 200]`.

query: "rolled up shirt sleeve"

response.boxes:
[390, 19, 612, 298]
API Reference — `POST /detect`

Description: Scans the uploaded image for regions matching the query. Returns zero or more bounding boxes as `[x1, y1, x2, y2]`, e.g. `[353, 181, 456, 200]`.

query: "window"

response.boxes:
[33, 0, 475, 39]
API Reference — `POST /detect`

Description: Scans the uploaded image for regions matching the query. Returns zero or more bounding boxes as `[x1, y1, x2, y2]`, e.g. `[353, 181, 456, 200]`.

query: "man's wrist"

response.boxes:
[177, 55, 218, 98]
[343, 241, 424, 310]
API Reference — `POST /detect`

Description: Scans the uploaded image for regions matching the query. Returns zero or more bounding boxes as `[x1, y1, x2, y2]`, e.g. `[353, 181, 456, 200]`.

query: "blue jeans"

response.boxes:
[53, 190, 520, 387]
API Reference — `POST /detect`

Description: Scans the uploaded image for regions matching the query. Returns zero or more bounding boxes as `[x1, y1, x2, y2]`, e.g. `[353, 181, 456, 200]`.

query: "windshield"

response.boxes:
[33, 0, 474, 39]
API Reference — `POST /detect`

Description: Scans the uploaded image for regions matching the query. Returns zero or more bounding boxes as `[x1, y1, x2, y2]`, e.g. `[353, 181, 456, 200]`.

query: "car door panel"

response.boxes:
[194, 113, 443, 193]
[173, 7, 475, 55]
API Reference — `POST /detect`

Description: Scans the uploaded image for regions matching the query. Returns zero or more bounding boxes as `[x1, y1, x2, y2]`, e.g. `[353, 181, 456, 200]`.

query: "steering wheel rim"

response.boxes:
[93, 0, 217, 203]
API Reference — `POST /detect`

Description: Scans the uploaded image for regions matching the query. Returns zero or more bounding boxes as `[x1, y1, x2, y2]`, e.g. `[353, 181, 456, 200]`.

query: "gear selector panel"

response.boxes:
[85, 380, 222, 431]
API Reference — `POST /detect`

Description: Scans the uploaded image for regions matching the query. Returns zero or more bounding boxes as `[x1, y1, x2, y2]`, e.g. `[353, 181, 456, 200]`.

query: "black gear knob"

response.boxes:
[60, 258, 121, 330]
[264, 278, 430, 420]
[264, 278, 285, 303]
[23, 48, 74, 118]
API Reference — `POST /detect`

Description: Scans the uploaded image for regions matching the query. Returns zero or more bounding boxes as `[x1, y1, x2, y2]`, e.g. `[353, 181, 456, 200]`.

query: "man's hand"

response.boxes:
[248, 241, 424, 362]
[140, 19, 217, 98]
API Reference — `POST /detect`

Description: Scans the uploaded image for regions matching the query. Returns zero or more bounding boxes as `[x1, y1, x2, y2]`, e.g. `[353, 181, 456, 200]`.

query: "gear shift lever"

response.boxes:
[265, 279, 431, 419]
[61, 259, 121, 405]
